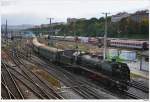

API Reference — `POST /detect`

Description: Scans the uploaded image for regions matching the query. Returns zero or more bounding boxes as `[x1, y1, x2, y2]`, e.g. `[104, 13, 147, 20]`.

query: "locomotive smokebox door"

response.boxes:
[112, 58, 116, 62]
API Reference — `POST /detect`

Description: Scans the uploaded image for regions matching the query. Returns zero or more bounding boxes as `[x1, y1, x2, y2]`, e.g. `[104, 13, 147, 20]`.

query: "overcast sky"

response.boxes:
[1, 0, 149, 25]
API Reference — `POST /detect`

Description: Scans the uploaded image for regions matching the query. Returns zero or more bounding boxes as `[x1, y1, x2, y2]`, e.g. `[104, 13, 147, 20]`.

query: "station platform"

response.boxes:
[130, 68, 149, 79]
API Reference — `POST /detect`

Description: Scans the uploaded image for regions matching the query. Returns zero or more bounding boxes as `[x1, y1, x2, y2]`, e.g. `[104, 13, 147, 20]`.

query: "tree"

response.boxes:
[141, 18, 149, 34]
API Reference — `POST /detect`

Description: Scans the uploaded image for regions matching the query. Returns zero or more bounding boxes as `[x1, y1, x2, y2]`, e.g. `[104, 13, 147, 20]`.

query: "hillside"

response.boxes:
[28, 10, 149, 39]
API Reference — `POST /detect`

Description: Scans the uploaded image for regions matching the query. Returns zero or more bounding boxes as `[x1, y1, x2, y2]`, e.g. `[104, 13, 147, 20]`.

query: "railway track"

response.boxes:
[16, 46, 148, 99]
[1, 61, 24, 99]
[125, 91, 142, 99]
[28, 54, 127, 99]
[16, 51, 106, 99]
[29, 59, 98, 98]
[1, 81, 10, 99]
[13, 45, 99, 99]
[130, 80, 149, 93]
[12, 53, 63, 99]
[14, 55, 63, 99]
[55, 66, 103, 99]
[2, 54, 47, 99]
[5, 63, 49, 99]
[33, 54, 148, 99]
[23, 53, 121, 99]
[2, 48, 63, 99]
[5, 38, 148, 99]
[55, 68, 100, 99]
[1, 81, 16, 99]
[51, 63, 144, 99]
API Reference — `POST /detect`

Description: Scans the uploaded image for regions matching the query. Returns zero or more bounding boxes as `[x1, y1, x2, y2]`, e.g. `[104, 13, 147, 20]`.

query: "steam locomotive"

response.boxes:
[32, 37, 130, 90]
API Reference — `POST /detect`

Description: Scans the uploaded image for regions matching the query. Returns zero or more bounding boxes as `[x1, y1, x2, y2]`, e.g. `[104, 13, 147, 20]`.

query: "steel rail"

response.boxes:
[2, 62, 24, 99]
[14, 55, 63, 99]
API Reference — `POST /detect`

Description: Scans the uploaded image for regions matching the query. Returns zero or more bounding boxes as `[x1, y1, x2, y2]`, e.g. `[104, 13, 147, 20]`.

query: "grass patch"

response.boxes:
[31, 67, 61, 88]
[130, 72, 148, 79]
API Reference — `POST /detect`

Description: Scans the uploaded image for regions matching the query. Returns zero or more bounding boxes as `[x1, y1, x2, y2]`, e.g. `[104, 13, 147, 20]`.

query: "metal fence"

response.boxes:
[108, 49, 149, 72]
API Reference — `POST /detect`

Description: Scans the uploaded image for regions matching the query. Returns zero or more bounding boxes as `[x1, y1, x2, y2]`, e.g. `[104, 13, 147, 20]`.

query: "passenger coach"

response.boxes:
[109, 39, 149, 50]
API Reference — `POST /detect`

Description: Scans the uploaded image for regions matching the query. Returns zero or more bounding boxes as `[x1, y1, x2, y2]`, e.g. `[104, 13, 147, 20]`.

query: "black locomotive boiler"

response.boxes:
[76, 54, 130, 89]
[32, 37, 130, 90]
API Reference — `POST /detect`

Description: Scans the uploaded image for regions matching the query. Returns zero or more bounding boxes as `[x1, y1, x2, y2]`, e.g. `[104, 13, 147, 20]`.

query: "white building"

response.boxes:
[111, 12, 130, 22]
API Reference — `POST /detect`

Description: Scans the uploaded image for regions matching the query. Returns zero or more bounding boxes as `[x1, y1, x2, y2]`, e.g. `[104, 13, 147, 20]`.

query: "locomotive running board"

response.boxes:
[64, 65, 77, 69]
[57, 84, 86, 90]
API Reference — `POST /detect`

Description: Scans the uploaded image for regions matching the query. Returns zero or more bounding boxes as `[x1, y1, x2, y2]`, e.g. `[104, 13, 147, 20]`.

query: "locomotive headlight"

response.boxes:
[116, 81, 120, 84]
[119, 64, 121, 68]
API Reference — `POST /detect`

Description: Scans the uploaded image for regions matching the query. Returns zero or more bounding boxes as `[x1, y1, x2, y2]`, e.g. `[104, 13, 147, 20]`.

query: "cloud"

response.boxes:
[1, 0, 17, 6]
[1, 0, 149, 25]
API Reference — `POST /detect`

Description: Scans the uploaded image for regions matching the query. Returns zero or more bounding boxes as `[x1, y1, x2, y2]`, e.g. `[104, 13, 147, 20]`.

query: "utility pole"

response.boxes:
[74, 22, 77, 50]
[47, 18, 54, 46]
[5, 19, 8, 44]
[102, 12, 110, 60]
